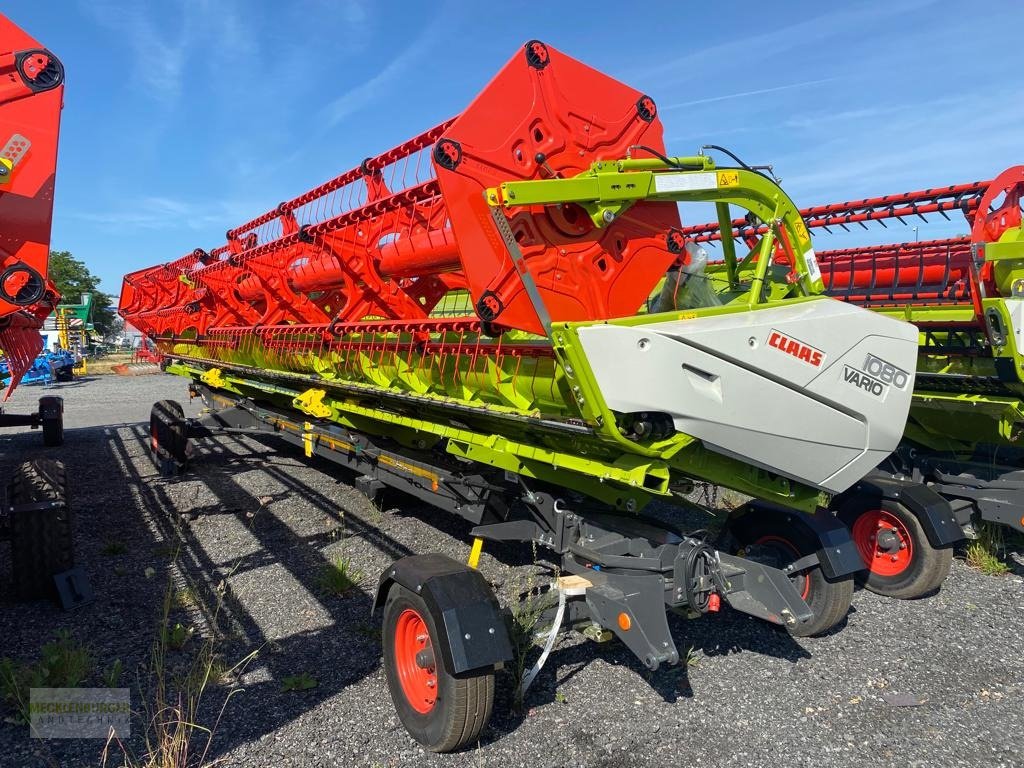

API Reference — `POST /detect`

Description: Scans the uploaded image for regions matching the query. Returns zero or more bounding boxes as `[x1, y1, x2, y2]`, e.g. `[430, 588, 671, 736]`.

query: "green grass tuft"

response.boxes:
[966, 523, 1011, 576]
[315, 555, 363, 596]
[100, 539, 128, 556]
[0, 629, 93, 723]
[281, 673, 318, 692]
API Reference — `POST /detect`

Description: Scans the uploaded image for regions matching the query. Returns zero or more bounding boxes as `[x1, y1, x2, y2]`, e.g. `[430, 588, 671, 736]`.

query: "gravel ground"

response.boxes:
[0, 373, 1022, 768]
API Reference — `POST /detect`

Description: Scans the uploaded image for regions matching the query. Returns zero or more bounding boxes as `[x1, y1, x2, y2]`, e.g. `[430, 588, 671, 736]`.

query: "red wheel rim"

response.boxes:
[394, 608, 437, 714]
[851, 509, 913, 577]
[753, 535, 810, 600]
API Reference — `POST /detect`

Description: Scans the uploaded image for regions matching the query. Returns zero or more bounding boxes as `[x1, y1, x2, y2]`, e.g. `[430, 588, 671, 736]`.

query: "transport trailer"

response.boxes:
[698, 168, 1024, 595]
[0, 13, 80, 608]
[120, 42, 956, 750]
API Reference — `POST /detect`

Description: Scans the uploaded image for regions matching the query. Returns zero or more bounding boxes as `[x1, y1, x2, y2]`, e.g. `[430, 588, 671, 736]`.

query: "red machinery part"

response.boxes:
[0, 13, 64, 397]
[120, 41, 680, 341]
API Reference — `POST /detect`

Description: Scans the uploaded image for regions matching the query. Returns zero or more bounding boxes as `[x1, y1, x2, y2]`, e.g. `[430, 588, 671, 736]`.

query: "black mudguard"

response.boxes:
[374, 553, 513, 675]
[727, 502, 863, 580]
[838, 473, 965, 548]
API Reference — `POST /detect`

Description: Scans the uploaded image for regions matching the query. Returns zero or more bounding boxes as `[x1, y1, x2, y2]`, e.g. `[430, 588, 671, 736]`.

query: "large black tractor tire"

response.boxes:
[728, 512, 854, 638]
[835, 497, 953, 599]
[9, 459, 73, 600]
[382, 584, 495, 752]
[150, 400, 188, 473]
[39, 395, 64, 447]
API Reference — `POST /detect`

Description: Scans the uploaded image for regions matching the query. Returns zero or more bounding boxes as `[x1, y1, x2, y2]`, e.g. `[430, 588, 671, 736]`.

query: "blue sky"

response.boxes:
[6, 0, 1024, 296]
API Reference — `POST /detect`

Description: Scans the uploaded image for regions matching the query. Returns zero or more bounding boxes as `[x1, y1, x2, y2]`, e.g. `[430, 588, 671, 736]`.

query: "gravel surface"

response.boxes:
[0, 373, 1022, 767]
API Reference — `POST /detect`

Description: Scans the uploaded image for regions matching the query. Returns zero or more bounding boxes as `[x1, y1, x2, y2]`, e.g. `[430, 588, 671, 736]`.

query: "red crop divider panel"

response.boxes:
[121, 42, 682, 344]
[434, 41, 679, 335]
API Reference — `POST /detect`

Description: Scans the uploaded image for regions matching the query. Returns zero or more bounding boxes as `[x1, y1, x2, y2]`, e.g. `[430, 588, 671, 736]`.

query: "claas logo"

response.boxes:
[767, 330, 824, 367]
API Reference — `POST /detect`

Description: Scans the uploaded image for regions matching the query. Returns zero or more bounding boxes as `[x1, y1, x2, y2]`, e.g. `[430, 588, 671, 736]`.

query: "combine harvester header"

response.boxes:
[120, 41, 959, 751]
[121, 41, 916, 500]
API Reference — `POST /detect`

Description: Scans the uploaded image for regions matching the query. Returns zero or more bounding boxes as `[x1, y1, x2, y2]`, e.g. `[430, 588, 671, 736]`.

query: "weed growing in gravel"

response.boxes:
[280, 673, 318, 692]
[103, 576, 258, 768]
[173, 586, 198, 609]
[0, 629, 93, 723]
[101, 539, 129, 556]
[163, 622, 195, 651]
[966, 523, 1011, 575]
[506, 547, 557, 710]
[245, 495, 275, 528]
[103, 659, 124, 688]
[315, 554, 363, 596]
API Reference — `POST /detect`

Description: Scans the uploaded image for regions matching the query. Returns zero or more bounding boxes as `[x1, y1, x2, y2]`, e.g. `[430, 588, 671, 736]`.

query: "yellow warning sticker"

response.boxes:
[717, 170, 740, 188]
[795, 219, 812, 248]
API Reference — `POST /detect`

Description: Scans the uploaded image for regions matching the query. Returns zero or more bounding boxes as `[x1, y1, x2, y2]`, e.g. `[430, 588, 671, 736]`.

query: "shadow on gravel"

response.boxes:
[111, 424, 401, 759]
[0, 417, 925, 764]
[126, 423, 827, 758]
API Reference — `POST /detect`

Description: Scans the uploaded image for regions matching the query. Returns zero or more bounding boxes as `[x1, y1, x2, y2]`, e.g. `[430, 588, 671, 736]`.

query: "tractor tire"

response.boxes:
[728, 512, 854, 638]
[382, 584, 495, 752]
[150, 400, 188, 472]
[836, 497, 953, 599]
[9, 459, 73, 600]
[39, 396, 64, 447]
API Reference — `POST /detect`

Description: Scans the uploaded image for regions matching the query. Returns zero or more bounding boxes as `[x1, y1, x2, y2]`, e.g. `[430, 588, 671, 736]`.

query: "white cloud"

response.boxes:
[320, 6, 449, 128]
[70, 196, 258, 232]
[83, 2, 189, 102]
[663, 78, 835, 111]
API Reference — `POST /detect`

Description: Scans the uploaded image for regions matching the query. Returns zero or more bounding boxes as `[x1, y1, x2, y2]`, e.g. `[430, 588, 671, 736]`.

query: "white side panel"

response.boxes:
[578, 299, 918, 494]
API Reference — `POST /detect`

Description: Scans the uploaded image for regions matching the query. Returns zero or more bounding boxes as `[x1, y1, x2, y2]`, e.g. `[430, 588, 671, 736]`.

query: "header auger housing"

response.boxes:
[122, 41, 932, 751]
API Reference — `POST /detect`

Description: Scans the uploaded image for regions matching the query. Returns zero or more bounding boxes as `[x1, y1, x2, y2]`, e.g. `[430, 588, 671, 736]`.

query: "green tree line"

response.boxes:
[48, 251, 118, 336]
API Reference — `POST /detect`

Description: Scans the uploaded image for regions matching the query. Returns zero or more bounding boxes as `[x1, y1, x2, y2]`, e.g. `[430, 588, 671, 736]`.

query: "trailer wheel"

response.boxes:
[9, 459, 73, 600]
[150, 400, 188, 470]
[39, 396, 64, 447]
[837, 499, 952, 599]
[382, 584, 494, 752]
[729, 515, 853, 637]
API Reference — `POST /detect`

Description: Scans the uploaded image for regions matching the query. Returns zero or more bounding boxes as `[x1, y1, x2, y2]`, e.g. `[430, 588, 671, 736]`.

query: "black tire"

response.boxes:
[54, 366, 74, 382]
[728, 512, 853, 637]
[39, 396, 64, 447]
[150, 400, 188, 469]
[382, 584, 495, 752]
[9, 459, 73, 600]
[835, 497, 953, 599]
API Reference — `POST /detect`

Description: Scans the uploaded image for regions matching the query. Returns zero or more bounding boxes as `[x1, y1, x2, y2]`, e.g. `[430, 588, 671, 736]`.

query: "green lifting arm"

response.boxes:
[486, 155, 824, 303]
